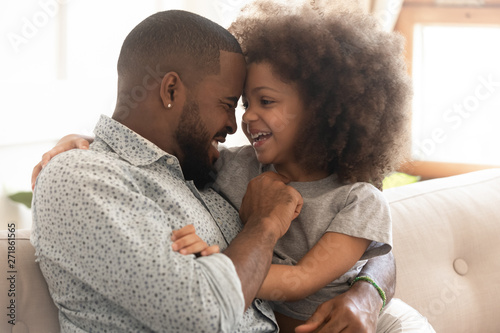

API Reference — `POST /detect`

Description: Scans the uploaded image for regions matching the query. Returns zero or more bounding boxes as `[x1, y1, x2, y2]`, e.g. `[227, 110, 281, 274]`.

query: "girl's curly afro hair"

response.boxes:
[229, 0, 412, 189]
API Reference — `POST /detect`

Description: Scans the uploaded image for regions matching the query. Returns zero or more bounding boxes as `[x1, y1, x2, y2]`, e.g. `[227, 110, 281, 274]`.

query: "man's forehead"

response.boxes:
[219, 51, 246, 76]
[202, 52, 246, 94]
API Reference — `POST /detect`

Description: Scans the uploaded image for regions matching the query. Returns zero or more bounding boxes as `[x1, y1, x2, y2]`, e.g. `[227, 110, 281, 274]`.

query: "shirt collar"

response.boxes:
[93, 114, 174, 167]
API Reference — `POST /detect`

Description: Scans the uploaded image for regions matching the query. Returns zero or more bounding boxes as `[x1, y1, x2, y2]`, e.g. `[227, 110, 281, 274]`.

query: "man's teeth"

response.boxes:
[250, 132, 272, 141]
[211, 140, 218, 148]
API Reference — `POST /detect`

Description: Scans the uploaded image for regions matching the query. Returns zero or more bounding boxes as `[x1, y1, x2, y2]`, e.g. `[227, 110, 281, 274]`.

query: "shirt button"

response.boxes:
[166, 158, 175, 165]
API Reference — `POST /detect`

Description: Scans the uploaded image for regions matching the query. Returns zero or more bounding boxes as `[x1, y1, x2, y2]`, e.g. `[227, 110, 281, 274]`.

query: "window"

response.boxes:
[395, 2, 500, 174]
[412, 25, 500, 164]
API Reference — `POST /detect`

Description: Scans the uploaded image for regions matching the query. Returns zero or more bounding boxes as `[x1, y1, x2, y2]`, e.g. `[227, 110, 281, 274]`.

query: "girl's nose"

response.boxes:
[242, 105, 258, 124]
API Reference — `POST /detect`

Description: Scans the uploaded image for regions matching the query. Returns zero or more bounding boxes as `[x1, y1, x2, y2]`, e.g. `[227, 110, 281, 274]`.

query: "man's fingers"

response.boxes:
[259, 170, 290, 184]
[295, 322, 321, 333]
[259, 171, 303, 216]
[295, 299, 351, 333]
[293, 196, 304, 219]
[295, 309, 327, 333]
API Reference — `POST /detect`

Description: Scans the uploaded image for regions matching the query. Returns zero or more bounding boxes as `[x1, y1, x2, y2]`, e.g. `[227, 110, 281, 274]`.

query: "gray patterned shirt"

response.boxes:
[31, 115, 277, 332]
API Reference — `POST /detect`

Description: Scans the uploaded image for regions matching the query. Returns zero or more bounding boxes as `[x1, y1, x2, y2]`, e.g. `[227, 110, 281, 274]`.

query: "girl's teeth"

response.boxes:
[251, 132, 272, 139]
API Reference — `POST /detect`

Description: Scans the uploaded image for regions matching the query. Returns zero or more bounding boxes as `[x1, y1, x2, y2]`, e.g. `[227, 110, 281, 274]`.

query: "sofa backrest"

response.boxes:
[385, 168, 500, 332]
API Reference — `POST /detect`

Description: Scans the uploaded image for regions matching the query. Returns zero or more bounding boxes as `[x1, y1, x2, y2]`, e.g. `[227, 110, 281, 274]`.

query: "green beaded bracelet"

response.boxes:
[350, 276, 387, 312]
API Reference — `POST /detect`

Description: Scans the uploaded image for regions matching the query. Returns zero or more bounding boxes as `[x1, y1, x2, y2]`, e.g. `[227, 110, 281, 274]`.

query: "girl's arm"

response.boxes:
[257, 232, 370, 302]
[32, 134, 94, 189]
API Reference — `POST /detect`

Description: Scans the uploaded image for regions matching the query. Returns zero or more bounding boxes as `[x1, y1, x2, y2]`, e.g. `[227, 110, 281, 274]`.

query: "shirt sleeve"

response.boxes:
[31, 151, 244, 332]
[327, 183, 392, 260]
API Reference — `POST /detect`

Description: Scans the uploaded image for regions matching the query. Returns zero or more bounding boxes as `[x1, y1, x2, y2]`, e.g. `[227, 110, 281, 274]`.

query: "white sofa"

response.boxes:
[1, 168, 499, 332]
[386, 168, 500, 332]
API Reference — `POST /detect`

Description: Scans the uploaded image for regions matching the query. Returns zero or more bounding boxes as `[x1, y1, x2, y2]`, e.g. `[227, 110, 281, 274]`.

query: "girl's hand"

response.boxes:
[171, 224, 220, 256]
[31, 134, 94, 190]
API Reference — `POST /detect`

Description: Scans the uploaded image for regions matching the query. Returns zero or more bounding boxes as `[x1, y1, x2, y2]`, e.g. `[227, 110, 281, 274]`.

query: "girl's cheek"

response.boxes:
[270, 108, 297, 133]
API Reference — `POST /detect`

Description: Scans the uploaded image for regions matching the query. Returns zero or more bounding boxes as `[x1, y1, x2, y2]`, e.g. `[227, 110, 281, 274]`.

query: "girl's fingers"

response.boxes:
[171, 233, 200, 251]
[171, 224, 196, 241]
[201, 245, 220, 256]
[75, 138, 90, 149]
[178, 241, 210, 255]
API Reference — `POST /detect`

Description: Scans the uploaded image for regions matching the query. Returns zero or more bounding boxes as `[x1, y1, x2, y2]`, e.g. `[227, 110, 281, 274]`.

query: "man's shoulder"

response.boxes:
[35, 148, 132, 192]
[45, 147, 123, 172]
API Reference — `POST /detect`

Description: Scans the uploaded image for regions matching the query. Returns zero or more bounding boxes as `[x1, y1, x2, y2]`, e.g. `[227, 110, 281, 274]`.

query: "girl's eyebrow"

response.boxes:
[250, 86, 281, 94]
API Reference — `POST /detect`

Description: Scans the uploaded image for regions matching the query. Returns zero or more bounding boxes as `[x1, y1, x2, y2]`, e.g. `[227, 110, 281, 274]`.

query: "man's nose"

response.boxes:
[226, 110, 237, 134]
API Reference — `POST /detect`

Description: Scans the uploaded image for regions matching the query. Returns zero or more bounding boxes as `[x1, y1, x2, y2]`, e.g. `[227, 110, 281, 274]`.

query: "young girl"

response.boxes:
[34, 1, 412, 331]
[174, 1, 411, 331]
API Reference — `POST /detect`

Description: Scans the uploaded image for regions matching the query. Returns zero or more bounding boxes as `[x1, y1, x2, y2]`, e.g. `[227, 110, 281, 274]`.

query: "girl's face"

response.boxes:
[241, 62, 307, 169]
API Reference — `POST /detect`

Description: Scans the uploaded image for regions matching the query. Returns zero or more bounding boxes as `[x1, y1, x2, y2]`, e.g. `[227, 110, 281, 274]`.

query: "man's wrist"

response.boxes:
[351, 276, 386, 313]
[244, 217, 282, 243]
[349, 276, 385, 313]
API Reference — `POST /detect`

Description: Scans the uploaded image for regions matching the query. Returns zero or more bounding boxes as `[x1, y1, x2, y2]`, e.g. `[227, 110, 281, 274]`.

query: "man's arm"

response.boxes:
[296, 252, 395, 333]
[225, 171, 303, 309]
[32, 153, 301, 331]
[358, 251, 396, 304]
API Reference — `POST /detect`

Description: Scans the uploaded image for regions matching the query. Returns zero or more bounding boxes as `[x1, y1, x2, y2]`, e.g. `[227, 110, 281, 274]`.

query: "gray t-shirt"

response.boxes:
[214, 145, 392, 321]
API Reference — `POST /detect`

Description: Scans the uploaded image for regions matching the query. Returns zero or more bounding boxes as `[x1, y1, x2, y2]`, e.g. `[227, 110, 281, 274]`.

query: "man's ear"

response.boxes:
[160, 72, 185, 110]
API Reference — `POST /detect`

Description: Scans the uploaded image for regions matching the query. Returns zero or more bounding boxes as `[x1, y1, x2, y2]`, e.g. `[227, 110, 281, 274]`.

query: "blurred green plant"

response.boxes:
[8, 191, 33, 209]
[382, 172, 420, 190]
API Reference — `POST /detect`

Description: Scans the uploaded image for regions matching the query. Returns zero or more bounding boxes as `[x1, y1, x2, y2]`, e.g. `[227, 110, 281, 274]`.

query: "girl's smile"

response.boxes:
[242, 62, 328, 181]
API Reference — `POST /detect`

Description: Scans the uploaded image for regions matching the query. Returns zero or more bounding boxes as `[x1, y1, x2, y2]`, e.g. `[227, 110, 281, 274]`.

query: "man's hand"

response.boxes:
[239, 171, 303, 240]
[295, 281, 381, 333]
[31, 134, 94, 190]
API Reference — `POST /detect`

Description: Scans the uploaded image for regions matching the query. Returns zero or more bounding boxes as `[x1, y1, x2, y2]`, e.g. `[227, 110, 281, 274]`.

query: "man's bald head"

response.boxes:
[117, 10, 242, 89]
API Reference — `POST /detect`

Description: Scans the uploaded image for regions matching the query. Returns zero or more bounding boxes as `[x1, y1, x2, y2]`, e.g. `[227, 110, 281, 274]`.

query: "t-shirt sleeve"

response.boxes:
[212, 145, 261, 210]
[326, 183, 392, 260]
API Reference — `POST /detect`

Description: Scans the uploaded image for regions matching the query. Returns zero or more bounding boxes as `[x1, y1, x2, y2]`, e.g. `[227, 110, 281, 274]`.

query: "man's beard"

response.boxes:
[174, 99, 218, 189]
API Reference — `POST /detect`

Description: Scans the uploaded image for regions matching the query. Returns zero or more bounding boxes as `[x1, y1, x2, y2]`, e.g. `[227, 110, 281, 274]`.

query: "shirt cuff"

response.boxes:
[196, 253, 245, 332]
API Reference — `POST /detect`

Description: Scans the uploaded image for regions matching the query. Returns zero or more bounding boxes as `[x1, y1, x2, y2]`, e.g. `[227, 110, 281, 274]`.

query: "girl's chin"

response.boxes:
[254, 152, 273, 165]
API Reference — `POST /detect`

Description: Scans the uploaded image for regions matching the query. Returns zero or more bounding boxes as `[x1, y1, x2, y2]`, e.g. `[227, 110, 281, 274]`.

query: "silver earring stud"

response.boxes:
[167, 103, 172, 108]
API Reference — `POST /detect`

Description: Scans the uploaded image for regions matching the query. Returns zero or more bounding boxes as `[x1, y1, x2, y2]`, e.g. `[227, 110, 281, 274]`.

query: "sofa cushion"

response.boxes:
[385, 168, 500, 333]
[0, 228, 59, 332]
